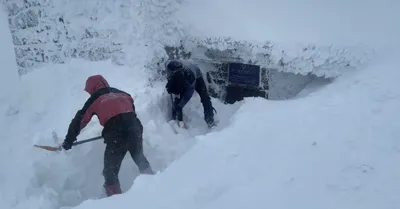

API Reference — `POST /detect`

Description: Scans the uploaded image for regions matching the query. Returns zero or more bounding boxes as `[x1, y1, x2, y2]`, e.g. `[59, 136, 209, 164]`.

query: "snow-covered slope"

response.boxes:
[73, 49, 400, 209]
[2, 51, 399, 209]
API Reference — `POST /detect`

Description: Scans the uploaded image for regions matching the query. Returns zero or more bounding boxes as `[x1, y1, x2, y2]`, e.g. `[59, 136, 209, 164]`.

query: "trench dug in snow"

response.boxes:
[0, 9, 332, 205]
[11, 60, 245, 209]
[24, 43, 333, 209]
[17, 57, 333, 209]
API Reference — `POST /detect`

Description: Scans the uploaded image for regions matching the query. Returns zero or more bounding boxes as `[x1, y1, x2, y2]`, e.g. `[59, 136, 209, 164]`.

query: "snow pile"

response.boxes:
[73, 48, 400, 209]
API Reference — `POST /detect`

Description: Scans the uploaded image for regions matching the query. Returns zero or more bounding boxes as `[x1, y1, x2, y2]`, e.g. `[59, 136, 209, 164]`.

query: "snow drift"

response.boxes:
[73, 49, 400, 209]
[2, 51, 399, 209]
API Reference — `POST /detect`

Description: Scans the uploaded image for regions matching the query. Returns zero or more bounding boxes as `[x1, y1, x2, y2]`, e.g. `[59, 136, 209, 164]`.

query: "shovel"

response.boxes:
[34, 136, 103, 152]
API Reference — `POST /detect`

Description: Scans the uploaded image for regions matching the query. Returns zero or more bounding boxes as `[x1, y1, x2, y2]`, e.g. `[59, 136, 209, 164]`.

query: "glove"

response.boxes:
[172, 100, 183, 121]
[173, 105, 183, 121]
[62, 140, 74, 150]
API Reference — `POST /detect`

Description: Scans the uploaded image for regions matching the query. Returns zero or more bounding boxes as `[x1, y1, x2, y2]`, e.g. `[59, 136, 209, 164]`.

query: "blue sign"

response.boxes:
[228, 62, 260, 87]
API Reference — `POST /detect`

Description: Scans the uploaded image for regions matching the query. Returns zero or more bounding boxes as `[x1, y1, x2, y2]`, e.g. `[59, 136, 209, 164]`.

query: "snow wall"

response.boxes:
[0, 6, 19, 99]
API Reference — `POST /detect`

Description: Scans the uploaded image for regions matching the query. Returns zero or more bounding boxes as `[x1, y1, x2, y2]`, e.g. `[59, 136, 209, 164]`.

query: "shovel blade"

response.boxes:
[34, 145, 61, 152]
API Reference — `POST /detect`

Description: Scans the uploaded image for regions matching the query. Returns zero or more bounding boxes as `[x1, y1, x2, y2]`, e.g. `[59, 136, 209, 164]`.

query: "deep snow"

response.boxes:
[0, 58, 242, 209]
[74, 49, 400, 209]
[1, 0, 400, 209]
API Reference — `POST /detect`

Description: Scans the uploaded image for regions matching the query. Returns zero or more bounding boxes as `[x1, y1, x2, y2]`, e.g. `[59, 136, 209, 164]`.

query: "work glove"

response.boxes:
[173, 105, 188, 129]
[62, 139, 74, 150]
[172, 103, 183, 121]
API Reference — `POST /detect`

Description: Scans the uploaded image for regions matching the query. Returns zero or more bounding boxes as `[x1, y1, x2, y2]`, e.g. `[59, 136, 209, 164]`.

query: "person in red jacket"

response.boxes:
[62, 75, 154, 197]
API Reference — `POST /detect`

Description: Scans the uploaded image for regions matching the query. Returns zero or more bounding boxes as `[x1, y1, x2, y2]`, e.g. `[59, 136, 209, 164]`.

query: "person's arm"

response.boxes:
[176, 80, 195, 108]
[170, 80, 194, 122]
[63, 97, 96, 149]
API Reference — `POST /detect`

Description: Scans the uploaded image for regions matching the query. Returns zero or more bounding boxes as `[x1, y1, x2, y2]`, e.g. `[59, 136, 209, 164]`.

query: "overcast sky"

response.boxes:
[179, 0, 399, 48]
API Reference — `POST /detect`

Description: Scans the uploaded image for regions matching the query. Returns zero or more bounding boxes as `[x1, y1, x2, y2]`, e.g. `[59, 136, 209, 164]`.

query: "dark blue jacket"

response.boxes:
[166, 60, 202, 108]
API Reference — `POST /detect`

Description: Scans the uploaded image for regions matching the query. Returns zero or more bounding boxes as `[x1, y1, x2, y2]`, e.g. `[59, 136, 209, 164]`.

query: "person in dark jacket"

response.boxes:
[61, 74, 154, 197]
[165, 60, 216, 128]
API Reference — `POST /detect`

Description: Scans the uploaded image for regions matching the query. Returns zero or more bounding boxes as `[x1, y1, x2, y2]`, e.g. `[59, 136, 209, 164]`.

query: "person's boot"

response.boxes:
[104, 184, 122, 197]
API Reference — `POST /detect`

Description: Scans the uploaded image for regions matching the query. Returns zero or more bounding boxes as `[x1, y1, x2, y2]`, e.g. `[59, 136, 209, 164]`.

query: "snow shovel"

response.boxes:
[34, 136, 103, 152]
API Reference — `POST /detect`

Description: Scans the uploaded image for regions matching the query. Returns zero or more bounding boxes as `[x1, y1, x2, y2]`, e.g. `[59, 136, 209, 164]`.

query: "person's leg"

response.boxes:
[195, 77, 215, 127]
[127, 117, 154, 174]
[102, 141, 127, 196]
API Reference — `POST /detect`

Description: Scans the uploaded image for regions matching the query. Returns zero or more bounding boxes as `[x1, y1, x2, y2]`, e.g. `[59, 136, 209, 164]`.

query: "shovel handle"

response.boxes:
[34, 136, 103, 152]
[72, 136, 103, 146]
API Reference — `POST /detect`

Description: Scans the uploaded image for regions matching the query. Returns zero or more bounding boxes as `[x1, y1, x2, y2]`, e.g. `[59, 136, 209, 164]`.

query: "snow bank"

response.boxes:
[72, 50, 400, 209]
[0, 6, 19, 98]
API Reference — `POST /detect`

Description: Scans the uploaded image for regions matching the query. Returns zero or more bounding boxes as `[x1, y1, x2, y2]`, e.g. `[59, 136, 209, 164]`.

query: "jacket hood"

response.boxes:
[165, 60, 184, 79]
[84, 75, 110, 95]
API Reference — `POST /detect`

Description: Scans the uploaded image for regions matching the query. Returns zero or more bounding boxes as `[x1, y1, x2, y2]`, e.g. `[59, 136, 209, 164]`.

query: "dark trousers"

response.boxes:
[195, 77, 214, 125]
[102, 117, 151, 186]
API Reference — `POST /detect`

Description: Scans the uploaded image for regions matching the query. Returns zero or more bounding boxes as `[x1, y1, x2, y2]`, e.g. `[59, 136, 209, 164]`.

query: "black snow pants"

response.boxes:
[195, 77, 214, 126]
[102, 112, 152, 186]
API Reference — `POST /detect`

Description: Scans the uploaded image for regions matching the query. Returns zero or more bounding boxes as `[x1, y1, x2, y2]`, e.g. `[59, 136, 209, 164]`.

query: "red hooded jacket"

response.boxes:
[65, 75, 135, 143]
